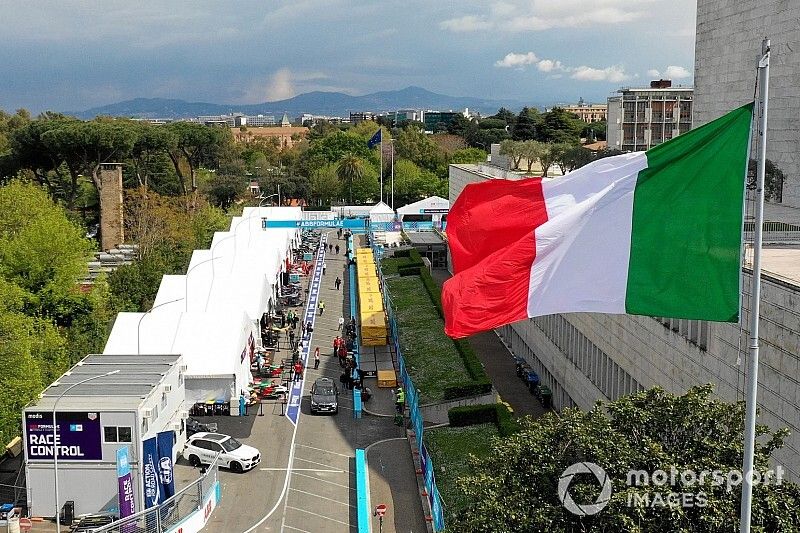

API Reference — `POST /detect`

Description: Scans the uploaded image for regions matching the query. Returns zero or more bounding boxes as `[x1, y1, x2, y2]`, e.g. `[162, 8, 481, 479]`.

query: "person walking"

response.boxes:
[318, 301, 325, 316]
[323, 261, 327, 274]
[335, 244, 340, 255]
[338, 316, 344, 331]
[334, 276, 341, 290]
[328, 243, 333, 253]
[314, 347, 320, 369]
[294, 361, 303, 382]
[333, 336, 340, 356]
[301, 321, 306, 336]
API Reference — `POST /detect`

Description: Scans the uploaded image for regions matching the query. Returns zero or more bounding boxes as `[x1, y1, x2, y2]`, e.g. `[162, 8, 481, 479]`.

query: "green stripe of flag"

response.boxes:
[625, 102, 754, 321]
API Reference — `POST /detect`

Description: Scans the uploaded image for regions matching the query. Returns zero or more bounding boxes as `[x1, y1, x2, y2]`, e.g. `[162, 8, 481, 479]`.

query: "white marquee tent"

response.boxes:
[103, 309, 256, 410]
[396, 196, 450, 223]
[369, 201, 395, 223]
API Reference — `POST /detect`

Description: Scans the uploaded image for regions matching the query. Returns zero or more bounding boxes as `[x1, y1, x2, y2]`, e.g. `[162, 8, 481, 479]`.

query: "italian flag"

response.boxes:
[442, 103, 753, 339]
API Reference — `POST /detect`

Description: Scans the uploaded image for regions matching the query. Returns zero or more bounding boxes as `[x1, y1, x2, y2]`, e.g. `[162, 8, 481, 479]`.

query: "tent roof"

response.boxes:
[103, 310, 251, 377]
[369, 201, 395, 214]
[396, 196, 450, 215]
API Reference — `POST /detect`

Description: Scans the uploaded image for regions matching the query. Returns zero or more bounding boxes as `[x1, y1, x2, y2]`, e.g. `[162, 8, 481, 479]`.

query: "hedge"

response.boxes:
[448, 403, 520, 436]
[416, 267, 492, 399]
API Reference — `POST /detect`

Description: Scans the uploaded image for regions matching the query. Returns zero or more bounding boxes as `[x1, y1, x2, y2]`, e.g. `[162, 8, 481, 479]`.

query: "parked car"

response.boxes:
[310, 377, 339, 414]
[186, 418, 218, 437]
[182, 432, 260, 473]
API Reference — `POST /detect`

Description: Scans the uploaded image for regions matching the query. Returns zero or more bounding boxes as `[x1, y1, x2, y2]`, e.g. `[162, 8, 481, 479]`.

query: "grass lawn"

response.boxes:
[426, 423, 501, 524]
[386, 275, 472, 402]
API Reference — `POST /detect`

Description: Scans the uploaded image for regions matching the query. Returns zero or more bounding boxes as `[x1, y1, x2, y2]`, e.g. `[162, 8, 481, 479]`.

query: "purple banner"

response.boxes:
[25, 411, 102, 461]
[116, 447, 136, 519]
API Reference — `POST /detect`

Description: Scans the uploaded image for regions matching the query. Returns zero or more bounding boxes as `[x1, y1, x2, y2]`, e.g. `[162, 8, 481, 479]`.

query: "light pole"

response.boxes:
[137, 298, 184, 354]
[53, 370, 120, 532]
[185, 256, 224, 311]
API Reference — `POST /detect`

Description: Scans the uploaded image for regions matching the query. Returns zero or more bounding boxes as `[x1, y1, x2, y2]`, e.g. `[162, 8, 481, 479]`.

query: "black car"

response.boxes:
[186, 418, 218, 436]
[310, 377, 338, 414]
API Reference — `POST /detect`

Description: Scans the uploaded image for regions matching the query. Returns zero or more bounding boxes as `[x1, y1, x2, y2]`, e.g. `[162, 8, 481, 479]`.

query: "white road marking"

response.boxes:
[293, 456, 345, 470]
[292, 472, 355, 491]
[296, 444, 353, 458]
[261, 468, 343, 473]
[289, 487, 355, 507]
[285, 506, 356, 529]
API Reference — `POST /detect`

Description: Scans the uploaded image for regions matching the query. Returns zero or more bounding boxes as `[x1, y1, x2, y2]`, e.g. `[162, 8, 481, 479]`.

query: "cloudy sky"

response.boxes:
[0, 0, 696, 113]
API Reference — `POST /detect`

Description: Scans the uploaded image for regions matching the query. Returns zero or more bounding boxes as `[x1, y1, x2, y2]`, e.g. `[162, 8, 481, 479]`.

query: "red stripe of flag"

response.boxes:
[443, 178, 547, 338]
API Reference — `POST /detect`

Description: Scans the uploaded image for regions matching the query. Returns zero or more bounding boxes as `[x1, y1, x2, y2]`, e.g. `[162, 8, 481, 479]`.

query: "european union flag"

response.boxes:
[367, 129, 382, 149]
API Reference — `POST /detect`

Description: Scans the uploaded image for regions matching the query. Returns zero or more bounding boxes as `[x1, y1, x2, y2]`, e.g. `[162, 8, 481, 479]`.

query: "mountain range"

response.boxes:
[72, 86, 531, 120]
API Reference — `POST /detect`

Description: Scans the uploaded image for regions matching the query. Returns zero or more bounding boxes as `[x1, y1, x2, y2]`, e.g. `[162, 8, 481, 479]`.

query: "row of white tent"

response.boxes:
[333, 196, 450, 223]
[103, 207, 302, 411]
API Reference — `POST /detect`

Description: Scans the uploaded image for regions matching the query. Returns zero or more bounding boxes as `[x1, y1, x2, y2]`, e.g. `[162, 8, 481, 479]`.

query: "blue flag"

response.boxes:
[367, 129, 382, 149]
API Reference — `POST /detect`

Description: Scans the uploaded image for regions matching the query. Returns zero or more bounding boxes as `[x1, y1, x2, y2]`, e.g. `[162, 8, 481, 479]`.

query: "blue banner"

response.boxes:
[142, 437, 159, 508]
[156, 431, 175, 501]
[431, 486, 446, 531]
[367, 129, 382, 149]
[116, 447, 136, 520]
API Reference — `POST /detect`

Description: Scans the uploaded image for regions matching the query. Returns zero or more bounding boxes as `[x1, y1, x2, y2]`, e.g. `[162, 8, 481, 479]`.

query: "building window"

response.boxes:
[104, 426, 133, 443]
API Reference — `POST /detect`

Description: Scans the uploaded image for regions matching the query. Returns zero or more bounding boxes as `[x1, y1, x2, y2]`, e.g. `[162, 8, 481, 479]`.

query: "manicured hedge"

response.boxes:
[393, 249, 412, 258]
[416, 267, 492, 399]
[448, 403, 520, 436]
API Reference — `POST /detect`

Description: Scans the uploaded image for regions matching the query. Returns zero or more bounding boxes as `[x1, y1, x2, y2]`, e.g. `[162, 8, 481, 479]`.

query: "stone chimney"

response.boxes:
[99, 163, 124, 251]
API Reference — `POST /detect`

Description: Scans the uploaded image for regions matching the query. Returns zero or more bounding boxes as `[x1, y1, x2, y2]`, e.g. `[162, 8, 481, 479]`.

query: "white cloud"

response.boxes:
[441, 0, 652, 32]
[439, 15, 492, 32]
[537, 59, 564, 73]
[647, 65, 692, 80]
[495, 52, 539, 68]
[494, 52, 626, 82]
[663, 65, 692, 79]
[571, 65, 630, 83]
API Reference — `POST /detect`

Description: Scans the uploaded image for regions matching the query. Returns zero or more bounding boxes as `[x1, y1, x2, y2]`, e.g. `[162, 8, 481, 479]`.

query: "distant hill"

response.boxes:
[71, 86, 530, 119]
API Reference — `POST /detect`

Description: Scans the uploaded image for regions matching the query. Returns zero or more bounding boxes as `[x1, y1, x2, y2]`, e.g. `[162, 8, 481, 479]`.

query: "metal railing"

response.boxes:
[743, 220, 800, 242]
[90, 456, 220, 533]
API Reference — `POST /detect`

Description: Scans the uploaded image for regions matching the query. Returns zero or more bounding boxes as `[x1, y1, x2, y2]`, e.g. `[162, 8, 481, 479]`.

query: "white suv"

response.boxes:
[182, 432, 260, 473]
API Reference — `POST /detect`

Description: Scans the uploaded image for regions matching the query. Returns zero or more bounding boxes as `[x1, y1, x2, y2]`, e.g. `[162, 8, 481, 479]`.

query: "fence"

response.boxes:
[743, 220, 800, 242]
[90, 456, 220, 533]
[373, 243, 446, 532]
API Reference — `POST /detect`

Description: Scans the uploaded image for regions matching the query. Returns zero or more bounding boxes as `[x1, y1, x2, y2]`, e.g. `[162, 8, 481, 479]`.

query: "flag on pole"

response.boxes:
[367, 129, 382, 149]
[442, 103, 753, 339]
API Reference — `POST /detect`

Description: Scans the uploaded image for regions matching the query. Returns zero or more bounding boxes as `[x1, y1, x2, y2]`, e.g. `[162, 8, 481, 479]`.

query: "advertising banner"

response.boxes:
[24, 411, 102, 461]
[116, 447, 136, 519]
[431, 486, 446, 531]
[156, 431, 176, 501]
[142, 437, 160, 508]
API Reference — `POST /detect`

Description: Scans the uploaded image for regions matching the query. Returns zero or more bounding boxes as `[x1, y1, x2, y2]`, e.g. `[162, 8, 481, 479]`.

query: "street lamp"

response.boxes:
[185, 256, 224, 311]
[137, 298, 185, 354]
[53, 370, 120, 532]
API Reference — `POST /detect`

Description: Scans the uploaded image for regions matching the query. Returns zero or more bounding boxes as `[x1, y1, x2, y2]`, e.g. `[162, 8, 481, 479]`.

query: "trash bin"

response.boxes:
[524, 369, 540, 394]
[539, 385, 552, 408]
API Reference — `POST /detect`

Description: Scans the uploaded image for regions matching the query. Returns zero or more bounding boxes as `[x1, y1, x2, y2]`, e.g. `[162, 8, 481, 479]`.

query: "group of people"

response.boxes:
[326, 243, 342, 255]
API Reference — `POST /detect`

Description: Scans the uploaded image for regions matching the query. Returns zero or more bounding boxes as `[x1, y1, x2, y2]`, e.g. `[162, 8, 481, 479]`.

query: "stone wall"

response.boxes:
[694, 0, 800, 208]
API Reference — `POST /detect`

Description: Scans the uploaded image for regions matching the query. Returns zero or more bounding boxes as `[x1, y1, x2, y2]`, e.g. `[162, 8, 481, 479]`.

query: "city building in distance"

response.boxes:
[606, 80, 693, 152]
[560, 98, 607, 123]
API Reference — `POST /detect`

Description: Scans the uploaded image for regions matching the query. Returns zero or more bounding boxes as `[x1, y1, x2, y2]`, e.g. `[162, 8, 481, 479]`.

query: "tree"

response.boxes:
[538, 108, 584, 144]
[337, 155, 365, 204]
[499, 140, 524, 170]
[519, 140, 544, 173]
[200, 173, 246, 209]
[452, 385, 800, 532]
[395, 126, 443, 172]
[447, 114, 478, 138]
[450, 148, 487, 164]
[490, 107, 517, 128]
[512, 107, 541, 141]
[310, 164, 342, 206]
[747, 158, 786, 202]
[583, 120, 607, 142]
[129, 122, 177, 192]
[554, 144, 594, 173]
[478, 118, 508, 131]
[165, 122, 230, 193]
[537, 142, 558, 177]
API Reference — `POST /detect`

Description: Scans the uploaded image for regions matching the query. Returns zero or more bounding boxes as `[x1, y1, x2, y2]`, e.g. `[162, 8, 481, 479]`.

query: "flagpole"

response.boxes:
[740, 37, 770, 533]
[391, 139, 395, 210]
[380, 132, 384, 203]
